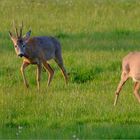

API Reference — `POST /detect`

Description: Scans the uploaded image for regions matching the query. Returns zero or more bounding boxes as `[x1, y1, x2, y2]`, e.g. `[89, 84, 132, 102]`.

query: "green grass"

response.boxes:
[1, 0, 140, 139]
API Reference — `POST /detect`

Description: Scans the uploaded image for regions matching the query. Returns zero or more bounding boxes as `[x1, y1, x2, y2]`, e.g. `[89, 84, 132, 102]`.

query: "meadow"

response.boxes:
[1, 0, 140, 139]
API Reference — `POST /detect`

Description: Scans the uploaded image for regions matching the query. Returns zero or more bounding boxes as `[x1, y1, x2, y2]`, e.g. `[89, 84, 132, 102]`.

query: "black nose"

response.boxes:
[18, 54, 24, 57]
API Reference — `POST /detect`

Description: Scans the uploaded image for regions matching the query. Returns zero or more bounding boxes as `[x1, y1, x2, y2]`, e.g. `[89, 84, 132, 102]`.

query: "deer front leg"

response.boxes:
[20, 61, 30, 88]
[36, 63, 42, 90]
[43, 61, 54, 86]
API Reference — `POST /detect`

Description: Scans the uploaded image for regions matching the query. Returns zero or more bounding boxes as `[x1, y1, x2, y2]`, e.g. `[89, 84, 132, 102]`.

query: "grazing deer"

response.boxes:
[9, 22, 68, 90]
[114, 52, 140, 106]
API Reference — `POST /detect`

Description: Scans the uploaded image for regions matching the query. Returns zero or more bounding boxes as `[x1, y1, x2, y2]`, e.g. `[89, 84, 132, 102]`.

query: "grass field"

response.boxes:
[1, 0, 140, 139]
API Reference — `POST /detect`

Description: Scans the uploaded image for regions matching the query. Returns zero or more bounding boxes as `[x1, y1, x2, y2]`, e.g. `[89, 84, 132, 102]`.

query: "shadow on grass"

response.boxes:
[2, 123, 140, 139]
[69, 60, 121, 84]
[56, 30, 140, 52]
[70, 66, 103, 84]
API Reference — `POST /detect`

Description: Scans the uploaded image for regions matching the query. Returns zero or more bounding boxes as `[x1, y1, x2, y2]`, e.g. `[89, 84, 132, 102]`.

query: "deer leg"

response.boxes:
[57, 63, 68, 84]
[36, 63, 42, 90]
[114, 72, 129, 106]
[43, 61, 54, 86]
[20, 61, 30, 88]
[55, 59, 68, 84]
[134, 82, 140, 103]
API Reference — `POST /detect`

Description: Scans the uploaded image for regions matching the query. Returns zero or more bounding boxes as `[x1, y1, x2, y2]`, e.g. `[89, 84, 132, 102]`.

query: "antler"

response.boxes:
[12, 20, 23, 38]
[13, 20, 19, 38]
[20, 21, 23, 38]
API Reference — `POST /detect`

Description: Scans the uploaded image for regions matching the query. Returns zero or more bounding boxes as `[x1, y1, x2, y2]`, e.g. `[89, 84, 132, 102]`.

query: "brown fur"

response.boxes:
[114, 52, 140, 105]
[9, 26, 68, 90]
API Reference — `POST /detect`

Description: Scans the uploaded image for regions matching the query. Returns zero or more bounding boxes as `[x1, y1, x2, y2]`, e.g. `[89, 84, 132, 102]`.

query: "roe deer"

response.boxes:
[114, 52, 140, 106]
[9, 22, 68, 90]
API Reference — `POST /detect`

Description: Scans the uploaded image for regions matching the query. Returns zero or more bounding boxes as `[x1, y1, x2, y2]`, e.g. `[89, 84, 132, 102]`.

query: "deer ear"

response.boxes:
[23, 30, 31, 42]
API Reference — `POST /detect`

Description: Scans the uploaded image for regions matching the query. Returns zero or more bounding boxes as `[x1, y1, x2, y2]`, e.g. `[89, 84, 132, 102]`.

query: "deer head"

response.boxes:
[9, 21, 31, 57]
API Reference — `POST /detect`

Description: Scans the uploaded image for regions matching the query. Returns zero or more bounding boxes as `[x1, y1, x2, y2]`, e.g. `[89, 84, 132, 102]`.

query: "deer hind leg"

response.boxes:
[134, 82, 140, 103]
[114, 71, 129, 106]
[43, 61, 54, 86]
[36, 63, 42, 90]
[20, 61, 30, 88]
[55, 57, 68, 84]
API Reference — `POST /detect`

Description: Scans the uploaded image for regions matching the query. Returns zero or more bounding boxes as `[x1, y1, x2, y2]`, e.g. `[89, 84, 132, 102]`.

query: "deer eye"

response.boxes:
[14, 45, 17, 48]
[22, 44, 25, 48]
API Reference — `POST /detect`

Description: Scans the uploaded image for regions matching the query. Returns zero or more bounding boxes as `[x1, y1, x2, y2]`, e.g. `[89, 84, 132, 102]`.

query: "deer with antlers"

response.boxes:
[114, 52, 140, 106]
[9, 22, 68, 90]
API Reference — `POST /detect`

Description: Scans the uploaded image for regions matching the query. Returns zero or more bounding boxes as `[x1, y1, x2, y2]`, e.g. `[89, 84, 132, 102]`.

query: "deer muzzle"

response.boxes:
[18, 53, 24, 57]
